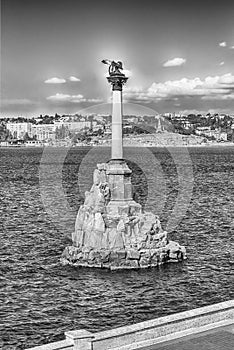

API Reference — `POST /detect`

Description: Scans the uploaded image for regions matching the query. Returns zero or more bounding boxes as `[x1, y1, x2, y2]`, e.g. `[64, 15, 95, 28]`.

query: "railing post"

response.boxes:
[65, 330, 94, 350]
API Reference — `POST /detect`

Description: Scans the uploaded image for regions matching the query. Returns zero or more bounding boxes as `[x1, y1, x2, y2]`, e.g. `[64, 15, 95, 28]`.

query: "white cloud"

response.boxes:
[202, 93, 234, 101]
[219, 41, 227, 47]
[69, 76, 81, 82]
[47, 93, 85, 102]
[86, 98, 103, 103]
[230, 46, 234, 49]
[220, 62, 225, 66]
[44, 77, 66, 84]
[124, 73, 234, 103]
[163, 57, 186, 67]
[46, 93, 102, 103]
[179, 109, 207, 115]
[178, 108, 232, 115]
[218, 74, 234, 84]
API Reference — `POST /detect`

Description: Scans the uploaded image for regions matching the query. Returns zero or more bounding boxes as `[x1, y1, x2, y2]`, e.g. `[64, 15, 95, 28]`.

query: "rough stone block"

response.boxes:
[139, 248, 151, 257]
[67, 247, 79, 262]
[82, 246, 92, 253]
[139, 258, 150, 265]
[140, 212, 156, 235]
[139, 257, 150, 267]
[109, 251, 119, 263]
[88, 251, 96, 261]
[79, 262, 88, 267]
[102, 263, 110, 269]
[129, 202, 142, 215]
[150, 248, 159, 257]
[100, 249, 110, 262]
[60, 257, 69, 265]
[149, 241, 160, 249]
[150, 256, 159, 266]
[159, 252, 169, 263]
[118, 205, 130, 216]
[139, 249, 151, 266]
[92, 264, 102, 268]
[76, 252, 84, 260]
[151, 263, 158, 268]
[61, 247, 70, 259]
[169, 252, 178, 260]
[166, 241, 180, 253]
[83, 252, 89, 260]
[116, 250, 127, 260]
[110, 265, 127, 271]
[139, 262, 150, 268]
[128, 260, 139, 268]
[93, 251, 102, 259]
[127, 249, 140, 260]
[180, 245, 187, 259]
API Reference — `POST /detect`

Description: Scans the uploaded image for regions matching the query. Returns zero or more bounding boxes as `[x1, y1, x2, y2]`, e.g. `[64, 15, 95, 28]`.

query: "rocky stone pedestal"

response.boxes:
[61, 161, 187, 270]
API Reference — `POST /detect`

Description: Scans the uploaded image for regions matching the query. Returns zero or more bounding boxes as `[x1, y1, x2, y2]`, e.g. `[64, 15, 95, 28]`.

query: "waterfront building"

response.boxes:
[195, 126, 211, 135]
[0, 141, 9, 147]
[54, 120, 95, 131]
[31, 124, 56, 141]
[6, 122, 32, 139]
[25, 140, 44, 147]
[195, 127, 228, 141]
[218, 132, 228, 141]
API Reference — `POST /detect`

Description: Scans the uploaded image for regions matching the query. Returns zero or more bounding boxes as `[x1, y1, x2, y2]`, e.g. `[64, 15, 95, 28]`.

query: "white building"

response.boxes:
[195, 126, 211, 135]
[6, 122, 32, 139]
[195, 126, 227, 141]
[54, 120, 94, 131]
[218, 132, 228, 141]
[31, 124, 56, 141]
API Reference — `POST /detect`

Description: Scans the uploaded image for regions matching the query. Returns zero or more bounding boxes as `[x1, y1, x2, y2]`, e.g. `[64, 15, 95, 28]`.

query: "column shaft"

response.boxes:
[111, 90, 123, 159]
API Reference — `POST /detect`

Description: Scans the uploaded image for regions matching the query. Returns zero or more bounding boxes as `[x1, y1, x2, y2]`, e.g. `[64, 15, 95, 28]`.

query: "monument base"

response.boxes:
[61, 242, 187, 270]
[61, 161, 187, 270]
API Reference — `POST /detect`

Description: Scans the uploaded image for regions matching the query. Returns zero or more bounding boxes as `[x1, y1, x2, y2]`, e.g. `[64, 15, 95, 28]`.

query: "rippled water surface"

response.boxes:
[0, 146, 234, 349]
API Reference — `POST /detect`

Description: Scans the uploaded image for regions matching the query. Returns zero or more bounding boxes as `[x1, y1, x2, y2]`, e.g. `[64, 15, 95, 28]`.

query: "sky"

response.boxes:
[1, 0, 234, 117]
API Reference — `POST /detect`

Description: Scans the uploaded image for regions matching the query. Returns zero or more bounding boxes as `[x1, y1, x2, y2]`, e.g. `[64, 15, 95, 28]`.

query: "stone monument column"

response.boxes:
[102, 60, 141, 216]
[108, 74, 126, 159]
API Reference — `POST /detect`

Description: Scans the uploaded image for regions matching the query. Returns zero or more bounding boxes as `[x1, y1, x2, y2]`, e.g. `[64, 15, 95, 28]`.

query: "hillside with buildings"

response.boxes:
[0, 112, 234, 147]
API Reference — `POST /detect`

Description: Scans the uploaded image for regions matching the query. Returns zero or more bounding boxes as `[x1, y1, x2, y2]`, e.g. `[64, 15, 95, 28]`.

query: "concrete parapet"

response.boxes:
[25, 300, 234, 350]
[65, 330, 95, 350]
[91, 300, 234, 349]
[25, 339, 73, 350]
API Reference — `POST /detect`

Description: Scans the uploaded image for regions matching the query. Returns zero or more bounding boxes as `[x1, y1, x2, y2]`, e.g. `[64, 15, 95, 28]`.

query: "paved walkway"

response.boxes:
[140, 324, 234, 350]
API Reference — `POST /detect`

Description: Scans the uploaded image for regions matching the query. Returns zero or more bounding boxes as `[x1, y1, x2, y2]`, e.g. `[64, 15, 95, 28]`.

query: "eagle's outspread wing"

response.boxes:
[101, 59, 112, 65]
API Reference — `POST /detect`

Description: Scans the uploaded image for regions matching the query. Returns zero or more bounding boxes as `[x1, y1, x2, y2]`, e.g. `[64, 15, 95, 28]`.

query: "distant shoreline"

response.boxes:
[1, 143, 234, 149]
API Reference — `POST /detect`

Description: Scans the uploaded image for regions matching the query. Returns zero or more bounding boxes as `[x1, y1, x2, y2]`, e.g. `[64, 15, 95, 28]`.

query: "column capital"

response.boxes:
[107, 73, 128, 91]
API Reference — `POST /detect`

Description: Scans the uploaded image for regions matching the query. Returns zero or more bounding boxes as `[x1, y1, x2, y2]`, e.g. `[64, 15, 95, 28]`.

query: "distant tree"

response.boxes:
[0, 124, 9, 141]
[86, 136, 92, 143]
[40, 115, 54, 124]
[76, 133, 86, 142]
